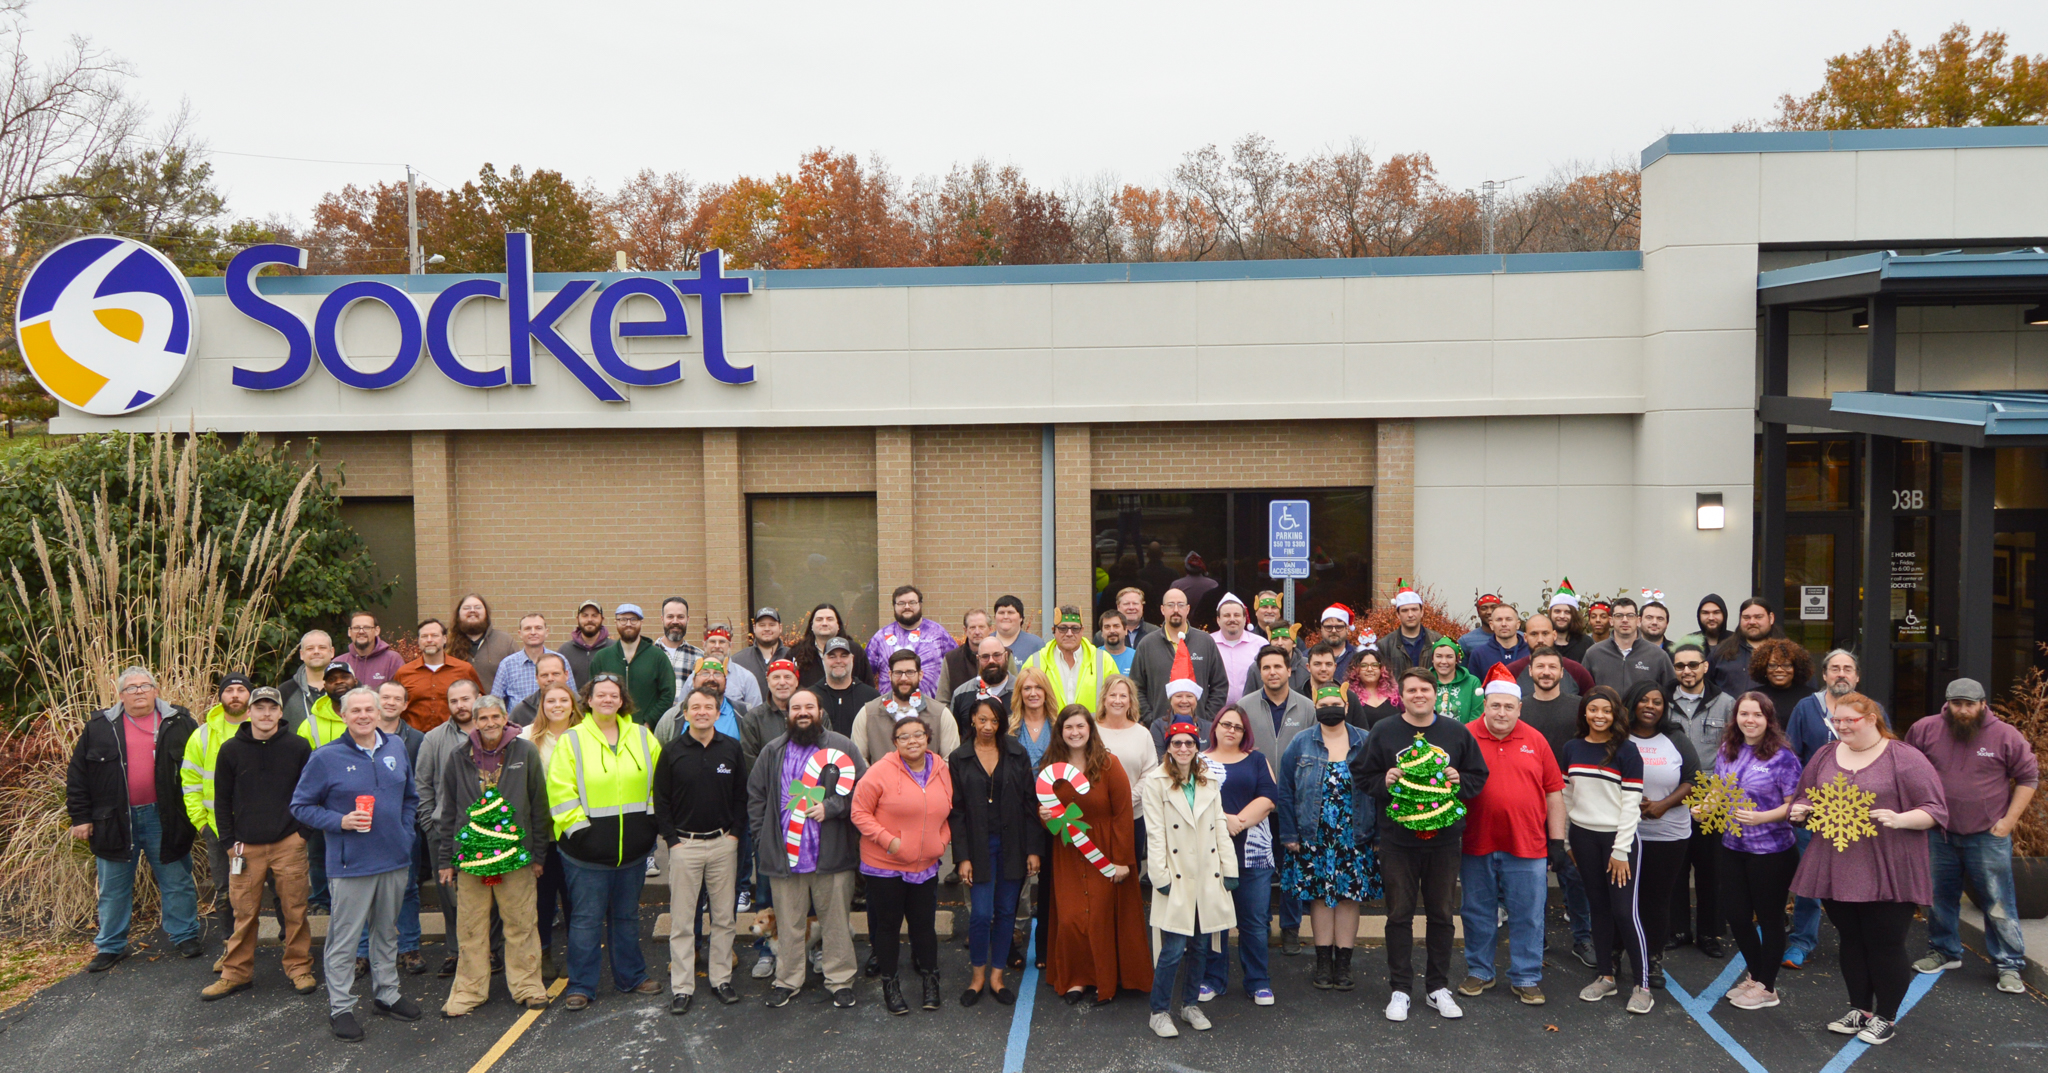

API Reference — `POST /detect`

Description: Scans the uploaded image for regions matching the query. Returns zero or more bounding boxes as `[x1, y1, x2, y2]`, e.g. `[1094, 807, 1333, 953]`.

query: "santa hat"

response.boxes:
[1165, 678, 1202, 700]
[1355, 628, 1379, 650]
[1482, 662, 1521, 699]
[1217, 592, 1246, 612]
[1391, 580, 1422, 609]
[1320, 603, 1353, 626]
[1549, 578, 1579, 609]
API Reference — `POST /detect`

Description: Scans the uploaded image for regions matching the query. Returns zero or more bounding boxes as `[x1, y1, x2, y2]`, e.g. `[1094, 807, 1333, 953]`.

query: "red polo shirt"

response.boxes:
[1463, 718, 1563, 858]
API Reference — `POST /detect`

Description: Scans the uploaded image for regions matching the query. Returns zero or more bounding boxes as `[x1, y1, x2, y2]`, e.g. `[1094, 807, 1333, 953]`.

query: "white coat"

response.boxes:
[1140, 763, 1239, 937]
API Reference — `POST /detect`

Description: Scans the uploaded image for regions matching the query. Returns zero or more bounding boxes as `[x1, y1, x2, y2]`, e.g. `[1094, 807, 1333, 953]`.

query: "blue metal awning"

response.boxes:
[1757, 248, 2048, 306]
[1760, 390, 2048, 447]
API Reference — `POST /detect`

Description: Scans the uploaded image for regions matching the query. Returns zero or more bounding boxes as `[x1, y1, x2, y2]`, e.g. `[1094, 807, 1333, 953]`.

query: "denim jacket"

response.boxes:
[1273, 723, 1375, 848]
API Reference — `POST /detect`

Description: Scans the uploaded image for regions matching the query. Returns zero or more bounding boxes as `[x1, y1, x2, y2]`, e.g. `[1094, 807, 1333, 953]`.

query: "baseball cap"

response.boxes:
[577, 599, 603, 613]
[824, 637, 854, 655]
[250, 686, 283, 706]
[615, 603, 645, 618]
[753, 607, 780, 622]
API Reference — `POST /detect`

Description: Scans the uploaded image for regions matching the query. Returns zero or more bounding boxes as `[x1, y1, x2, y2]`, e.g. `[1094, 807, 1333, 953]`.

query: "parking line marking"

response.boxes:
[465, 977, 568, 1073]
[1666, 956, 1771, 1073]
[1816, 972, 1938, 1073]
[1003, 920, 1041, 1073]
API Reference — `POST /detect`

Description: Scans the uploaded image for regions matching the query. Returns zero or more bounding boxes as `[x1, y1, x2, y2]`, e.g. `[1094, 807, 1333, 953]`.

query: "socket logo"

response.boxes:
[15, 236, 195, 415]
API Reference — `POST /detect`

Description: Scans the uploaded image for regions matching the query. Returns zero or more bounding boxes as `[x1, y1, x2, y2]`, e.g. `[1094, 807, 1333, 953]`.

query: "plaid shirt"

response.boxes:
[493, 647, 575, 709]
[659, 639, 704, 697]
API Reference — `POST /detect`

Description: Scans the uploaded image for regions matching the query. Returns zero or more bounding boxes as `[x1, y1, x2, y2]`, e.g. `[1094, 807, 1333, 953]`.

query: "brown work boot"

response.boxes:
[201, 979, 250, 1002]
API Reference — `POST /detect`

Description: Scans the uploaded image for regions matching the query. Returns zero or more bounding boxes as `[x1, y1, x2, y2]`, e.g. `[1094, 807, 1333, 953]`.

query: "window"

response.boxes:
[1091, 489, 1373, 630]
[339, 498, 418, 630]
[748, 495, 879, 642]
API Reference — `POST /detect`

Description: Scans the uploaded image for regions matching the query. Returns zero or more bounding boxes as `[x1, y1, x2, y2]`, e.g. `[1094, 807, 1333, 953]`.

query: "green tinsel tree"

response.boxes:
[1386, 734, 1465, 835]
[455, 786, 530, 883]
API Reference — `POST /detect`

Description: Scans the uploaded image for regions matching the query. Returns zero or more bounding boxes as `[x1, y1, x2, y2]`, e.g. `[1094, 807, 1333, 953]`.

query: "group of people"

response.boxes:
[64, 581, 2038, 1048]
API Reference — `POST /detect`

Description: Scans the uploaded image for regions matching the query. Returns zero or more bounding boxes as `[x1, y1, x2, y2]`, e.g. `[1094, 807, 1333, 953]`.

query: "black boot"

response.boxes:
[1648, 953, 1666, 991]
[1280, 927, 1302, 955]
[1311, 946, 1334, 990]
[1332, 947, 1356, 991]
[883, 976, 909, 1015]
[920, 971, 942, 1011]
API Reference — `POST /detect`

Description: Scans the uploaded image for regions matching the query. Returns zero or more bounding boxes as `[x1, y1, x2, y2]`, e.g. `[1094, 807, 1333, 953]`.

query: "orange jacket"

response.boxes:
[849, 750, 954, 875]
[392, 657, 481, 732]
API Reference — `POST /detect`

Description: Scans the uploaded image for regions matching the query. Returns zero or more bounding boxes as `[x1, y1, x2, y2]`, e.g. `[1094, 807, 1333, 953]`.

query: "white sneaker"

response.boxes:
[1385, 991, 1410, 1021]
[1179, 1005, 1211, 1031]
[645, 856, 661, 877]
[750, 954, 775, 980]
[1426, 988, 1464, 1019]
[1150, 1011, 1179, 1038]
[1998, 970, 2025, 994]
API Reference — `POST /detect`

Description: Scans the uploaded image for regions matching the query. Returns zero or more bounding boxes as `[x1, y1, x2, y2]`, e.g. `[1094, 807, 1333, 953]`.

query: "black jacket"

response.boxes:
[1355, 712, 1490, 851]
[653, 730, 748, 839]
[66, 702, 198, 861]
[1376, 627, 1444, 678]
[947, 736, 1046, 883]
[214, 721, 312, 847]
[1130, 629, 1229, 723]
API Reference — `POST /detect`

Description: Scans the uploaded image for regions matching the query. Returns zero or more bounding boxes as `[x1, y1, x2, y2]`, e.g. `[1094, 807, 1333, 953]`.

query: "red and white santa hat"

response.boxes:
[1482, 662, 1521, 699]
[1320, 603, 1354, 626]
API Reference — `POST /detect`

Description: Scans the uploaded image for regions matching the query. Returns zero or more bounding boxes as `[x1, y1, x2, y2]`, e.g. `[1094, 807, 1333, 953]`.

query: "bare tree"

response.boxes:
[0, 2, 140, 221]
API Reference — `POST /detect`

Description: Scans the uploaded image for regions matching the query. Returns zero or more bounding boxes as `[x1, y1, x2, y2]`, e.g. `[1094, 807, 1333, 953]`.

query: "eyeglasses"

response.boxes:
[1673, 660, 1706, 670]
[1053, 625, 1082, 635]
[891, 667, 922, 676]
[1609, 610, 1637, 620]
[1214, 722, 1245, 735]
[1764, 663, 1794, 672]
[118, 682, 155, 694]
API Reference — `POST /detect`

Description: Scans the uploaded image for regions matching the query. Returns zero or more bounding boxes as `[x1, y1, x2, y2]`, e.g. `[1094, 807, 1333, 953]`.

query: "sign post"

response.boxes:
[1269, 499, 1310, 626]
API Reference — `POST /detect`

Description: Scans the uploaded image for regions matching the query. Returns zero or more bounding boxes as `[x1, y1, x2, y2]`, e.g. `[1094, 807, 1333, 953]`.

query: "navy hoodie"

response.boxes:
[290, 729, 419, 878]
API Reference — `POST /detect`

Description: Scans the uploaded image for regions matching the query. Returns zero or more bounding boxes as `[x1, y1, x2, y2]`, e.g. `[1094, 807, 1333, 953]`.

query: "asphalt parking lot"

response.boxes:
[2, 897, 2041, 1073]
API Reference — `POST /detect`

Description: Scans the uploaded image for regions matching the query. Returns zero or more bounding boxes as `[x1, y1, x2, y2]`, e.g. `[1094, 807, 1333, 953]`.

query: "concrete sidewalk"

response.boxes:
[1958, 903, 2048, 990]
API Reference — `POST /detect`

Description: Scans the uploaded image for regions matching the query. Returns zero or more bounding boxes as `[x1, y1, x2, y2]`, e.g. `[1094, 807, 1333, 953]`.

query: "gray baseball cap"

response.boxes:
[824, 637, 854, 655]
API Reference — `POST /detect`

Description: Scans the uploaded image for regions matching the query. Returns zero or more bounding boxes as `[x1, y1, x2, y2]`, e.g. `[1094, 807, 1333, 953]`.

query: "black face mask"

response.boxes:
[1316, 706, 1348, 726]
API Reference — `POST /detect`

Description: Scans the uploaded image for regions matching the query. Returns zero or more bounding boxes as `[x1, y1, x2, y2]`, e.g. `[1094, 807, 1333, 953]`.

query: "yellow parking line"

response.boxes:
[464, 977, 567, 1073]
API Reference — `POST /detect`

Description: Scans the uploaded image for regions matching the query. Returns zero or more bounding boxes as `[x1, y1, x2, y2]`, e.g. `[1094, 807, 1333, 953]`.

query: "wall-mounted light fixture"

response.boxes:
[2025, 304, 2048, 326]
[1696, 492, 1725, 530]
[1851, 308, 1869, 329]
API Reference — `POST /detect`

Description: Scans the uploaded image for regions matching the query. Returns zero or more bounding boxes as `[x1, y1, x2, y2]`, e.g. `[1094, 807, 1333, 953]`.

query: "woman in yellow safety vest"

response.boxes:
[546, 674, 663, 1010]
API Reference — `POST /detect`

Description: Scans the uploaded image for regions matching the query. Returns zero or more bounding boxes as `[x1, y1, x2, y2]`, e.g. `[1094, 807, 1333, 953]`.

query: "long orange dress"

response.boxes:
[1045, 755, 1153, 997]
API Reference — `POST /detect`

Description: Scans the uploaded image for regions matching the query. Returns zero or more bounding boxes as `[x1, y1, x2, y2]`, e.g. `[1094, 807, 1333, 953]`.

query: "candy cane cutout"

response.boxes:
[785, 747, 856, 869]
[1036, 762, 1118, 880]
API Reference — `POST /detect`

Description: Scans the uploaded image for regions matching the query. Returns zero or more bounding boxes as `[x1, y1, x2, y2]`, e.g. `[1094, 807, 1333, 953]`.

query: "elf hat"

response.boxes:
[765, 658, 798, 678]
[704, 624, 732, 641]
[1549, 579, 1579, 609]
[1391, 580, 1422, 609]
[1164, 721, 1201, 744]
[1430, 635, 1465, 662]
[697, 657, 726, 674]
[1314, 684, 1347, 705]
[1320, 603, 1354, 626]
[1482, 662, 1521, 699]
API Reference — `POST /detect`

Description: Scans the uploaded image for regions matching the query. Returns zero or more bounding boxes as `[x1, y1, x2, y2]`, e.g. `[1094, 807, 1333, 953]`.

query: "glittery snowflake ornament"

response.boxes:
[1804, 772, 1878, 851]
[1684, 772, 1756, 838]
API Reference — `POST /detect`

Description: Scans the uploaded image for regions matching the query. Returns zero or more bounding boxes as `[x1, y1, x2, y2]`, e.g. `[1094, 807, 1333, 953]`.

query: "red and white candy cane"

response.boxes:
[1035, 762, 1118, 880]
[784, 747, 856, 869]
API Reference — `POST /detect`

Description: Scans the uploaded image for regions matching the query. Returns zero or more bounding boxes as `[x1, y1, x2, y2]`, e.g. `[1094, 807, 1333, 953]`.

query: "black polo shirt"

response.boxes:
[652, 729, 747, 840]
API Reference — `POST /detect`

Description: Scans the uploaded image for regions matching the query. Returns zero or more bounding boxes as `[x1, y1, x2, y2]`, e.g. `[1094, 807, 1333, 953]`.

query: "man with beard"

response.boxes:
[1675, 594, 1731, 654]
[495, 613, 573, 711]
[1131, 588, 1228, 723]
[1097, 610, 1136, 675]
[866, 586, 959, 697]
[854, 649, 962, 765]
[1250, 591, 1286, 640]
[732, 608, 791, 691]
[393, 619, 481, 733]
[450, 593, 519, 695]
[183, 672, 254, 935]
[1638, 600, 1673, 655]
[816, 638, 881, 737]
[336, 612, 402, 689]
[747, 689, 868, 1009]
[1505, 613, 1593, 696]
[936, 609, 1001, 701]
[1711, 598, 1783, 697]
[949, 635, 1014, 742]
[1665, 643, 1734, 959]
[590, 604, 676, 729]
[1374, 583, 1440, 677]
[655, 657, 744, 744]
[1905, 678, 2038, 994]
[739, 661, 803, 777]
[562, 600, 611, 686]
[689, 625, 762, 710]
[656, 597, 704, 699]
[508, 653, 571, 726]
[278, 630, 336, 735]
[1546, 582, 1593, 664]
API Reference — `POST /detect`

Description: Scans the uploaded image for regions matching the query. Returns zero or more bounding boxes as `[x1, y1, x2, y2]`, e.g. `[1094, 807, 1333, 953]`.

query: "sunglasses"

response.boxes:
[590, 673, 624, 684]
[1053, 625, 1082, 635]
[1673, 660, 1706, 670]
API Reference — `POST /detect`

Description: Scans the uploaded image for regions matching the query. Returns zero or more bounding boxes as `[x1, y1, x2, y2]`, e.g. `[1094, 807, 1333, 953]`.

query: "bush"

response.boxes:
[1993, 653, 2048, 858]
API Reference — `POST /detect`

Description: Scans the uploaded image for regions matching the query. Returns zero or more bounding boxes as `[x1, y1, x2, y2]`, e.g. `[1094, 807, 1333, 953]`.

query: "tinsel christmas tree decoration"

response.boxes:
[1387, 733, 1465, 836]
[1684, 772, 1756, 838]
[1804, 772, 1878, 852]
[455, 786, 530, 885]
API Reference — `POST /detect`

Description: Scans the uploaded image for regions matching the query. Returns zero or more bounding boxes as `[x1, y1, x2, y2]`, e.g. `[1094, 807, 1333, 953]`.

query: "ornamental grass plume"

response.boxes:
[0, 431, 310, 934]
[1992, 650, 2048, 859]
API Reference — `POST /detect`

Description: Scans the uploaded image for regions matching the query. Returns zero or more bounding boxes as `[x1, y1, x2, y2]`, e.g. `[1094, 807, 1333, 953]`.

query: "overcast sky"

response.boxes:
[30, 1, 2048, 223]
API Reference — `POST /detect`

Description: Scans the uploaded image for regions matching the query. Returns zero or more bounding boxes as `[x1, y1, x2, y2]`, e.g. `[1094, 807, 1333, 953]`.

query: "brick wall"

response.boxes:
[1088, 419, 1376, 488]
[911, 424, 1043, 632]
[304, 432, 413, 497]
[1374, 419, 1415, 602]
[740, 427, 876, 492]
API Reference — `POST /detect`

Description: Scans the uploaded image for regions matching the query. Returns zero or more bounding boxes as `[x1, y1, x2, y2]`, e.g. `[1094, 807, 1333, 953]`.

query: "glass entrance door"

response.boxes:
[1783, 514, 1859, 665]
[1992, 512, 2048, 694]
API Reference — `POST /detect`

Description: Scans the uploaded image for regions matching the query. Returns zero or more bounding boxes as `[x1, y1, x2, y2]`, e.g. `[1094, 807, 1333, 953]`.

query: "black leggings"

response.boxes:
[1670, 826, 1722, 941]
[1824, 899, 1916, 1019]
[1717, 845, 1798, 990]
[1636, 838, 1690, 962]
[1569, 825, 1648, 987]
[865, 873, 939, 978]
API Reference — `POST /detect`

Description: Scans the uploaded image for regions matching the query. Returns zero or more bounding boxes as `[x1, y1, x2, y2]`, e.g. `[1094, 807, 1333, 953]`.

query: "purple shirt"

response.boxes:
[779, 743, 822, 874]
[859, 753, 942, 883]
[335, 642, 404, 690]
[866, 619, 959, 696]
[1713, 743, 1803, 854]
[1789, 741, 1949, 905]
[1903, 708, 2041, 836]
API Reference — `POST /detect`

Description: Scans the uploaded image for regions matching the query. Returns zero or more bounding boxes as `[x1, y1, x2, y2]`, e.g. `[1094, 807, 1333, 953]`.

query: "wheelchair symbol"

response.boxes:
[1276, 509, 1300, 530]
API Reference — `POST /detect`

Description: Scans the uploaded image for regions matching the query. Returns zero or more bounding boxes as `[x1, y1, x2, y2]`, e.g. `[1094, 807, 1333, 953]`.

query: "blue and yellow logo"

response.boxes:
[15, 236, 195, 415]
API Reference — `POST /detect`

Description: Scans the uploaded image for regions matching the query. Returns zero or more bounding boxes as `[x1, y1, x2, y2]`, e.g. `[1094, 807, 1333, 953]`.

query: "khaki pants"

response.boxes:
[221, 833, 312, 986]
[666, 836, 739, 994]
[768, 870, 856, 992]
[443, 867, 546, 1015]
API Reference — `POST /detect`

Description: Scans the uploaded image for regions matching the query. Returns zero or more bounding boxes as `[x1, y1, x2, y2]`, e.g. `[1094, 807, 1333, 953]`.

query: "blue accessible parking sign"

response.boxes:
[1269, 499, 1309, 579]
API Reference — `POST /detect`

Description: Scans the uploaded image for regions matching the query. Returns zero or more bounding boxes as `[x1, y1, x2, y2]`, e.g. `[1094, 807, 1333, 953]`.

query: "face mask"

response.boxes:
[1316, 707, 1348, 726]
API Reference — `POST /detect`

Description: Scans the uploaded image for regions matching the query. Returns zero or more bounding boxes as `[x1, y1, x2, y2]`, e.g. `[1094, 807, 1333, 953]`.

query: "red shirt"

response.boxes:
[122, 711, 160, 806]
[1462, 719, 1563, 858]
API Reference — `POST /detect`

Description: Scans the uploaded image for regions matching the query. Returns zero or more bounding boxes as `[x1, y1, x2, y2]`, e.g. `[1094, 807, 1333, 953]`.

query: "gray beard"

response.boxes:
[1827, 681, 1854, 698]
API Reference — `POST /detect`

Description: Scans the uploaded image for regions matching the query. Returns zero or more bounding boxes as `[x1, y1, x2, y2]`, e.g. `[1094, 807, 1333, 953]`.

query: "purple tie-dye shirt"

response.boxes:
[865, 619, 959, 696]
[779, 743, 821, 874]
[1713, 742, 1803, 854]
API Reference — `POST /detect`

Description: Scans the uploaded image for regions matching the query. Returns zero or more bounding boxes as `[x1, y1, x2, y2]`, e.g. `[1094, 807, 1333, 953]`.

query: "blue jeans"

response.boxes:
[968, 834, 1023, 968]
[357, 833, 423, 957]
[1278, 887, 1303, 931]
[1151, 930, 1209, 1013]
[559, 852, 649, 998]
[1203, 865, 1273, 994]
[1929, 829, 2027, 973]
[1786, 828, 1823, 960]
[1550, 844, 1593, 945]
[305, 827, 330, 909]
[1460, 852, 1547, 987]
[95, 803, 201, 954]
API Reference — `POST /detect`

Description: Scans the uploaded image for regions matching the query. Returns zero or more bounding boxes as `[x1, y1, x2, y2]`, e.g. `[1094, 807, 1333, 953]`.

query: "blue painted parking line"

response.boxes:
[1003, 920, 1041, 1073]
[1816, 972, 1938, 1073]
[1666, 955, 1772, 1073]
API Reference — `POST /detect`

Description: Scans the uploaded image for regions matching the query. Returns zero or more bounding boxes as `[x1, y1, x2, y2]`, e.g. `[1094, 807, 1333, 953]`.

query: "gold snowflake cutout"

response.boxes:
[1804, 772, 1878, 851]
[1684, 772, 1756, 838]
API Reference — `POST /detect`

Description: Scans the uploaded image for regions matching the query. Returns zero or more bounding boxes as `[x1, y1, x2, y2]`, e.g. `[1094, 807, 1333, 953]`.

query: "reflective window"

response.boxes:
[748, 495, 879, 642]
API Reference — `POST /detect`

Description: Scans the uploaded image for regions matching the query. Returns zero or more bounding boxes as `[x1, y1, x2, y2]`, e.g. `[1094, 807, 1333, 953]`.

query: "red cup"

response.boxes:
[355, 794, 376, 831]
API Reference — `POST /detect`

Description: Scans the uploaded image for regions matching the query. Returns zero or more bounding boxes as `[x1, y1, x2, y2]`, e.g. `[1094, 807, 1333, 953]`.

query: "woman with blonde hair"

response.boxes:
[1141, 719, 1237, 1037]
[1010, 666, 1058, 766]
